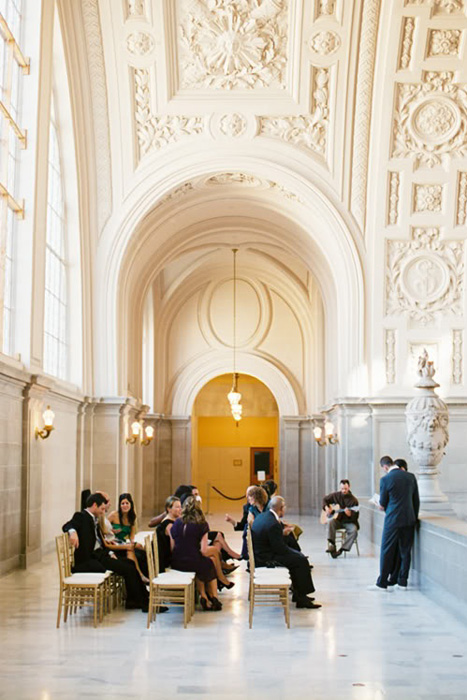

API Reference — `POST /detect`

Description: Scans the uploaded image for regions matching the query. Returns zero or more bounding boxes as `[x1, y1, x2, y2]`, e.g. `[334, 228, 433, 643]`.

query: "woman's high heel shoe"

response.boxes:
[217, 580, 235, 592]
[208, 596, 223, 611]
[199, 597, 212, 611]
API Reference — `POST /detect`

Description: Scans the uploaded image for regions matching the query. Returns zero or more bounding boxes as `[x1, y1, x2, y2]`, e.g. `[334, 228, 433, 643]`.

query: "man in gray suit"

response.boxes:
[371, 458, 420, 590]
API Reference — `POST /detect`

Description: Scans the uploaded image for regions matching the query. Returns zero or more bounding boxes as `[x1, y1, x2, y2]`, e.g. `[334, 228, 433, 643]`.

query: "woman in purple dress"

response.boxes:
[170, 496, 223, 611]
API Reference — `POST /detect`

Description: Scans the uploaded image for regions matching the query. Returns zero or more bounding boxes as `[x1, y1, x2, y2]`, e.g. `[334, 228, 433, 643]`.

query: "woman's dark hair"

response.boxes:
[394, 458, 408, 471]
[262, 480, 277, 497]
[181, 496, 206, 525]
[165, 495, 181, 512]
[118, 492, 136, 526]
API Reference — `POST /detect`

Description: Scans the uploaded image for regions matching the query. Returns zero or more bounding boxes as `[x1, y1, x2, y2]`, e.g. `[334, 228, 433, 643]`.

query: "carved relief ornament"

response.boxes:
[428, 29, 462, 56]
[177, 0, 288, 90]
[127, 32, 154, 56]
[405, 0, 464, 12]
[392, 72, 467, 168]
[134, 69, 204, 157]
[386, 227, 464, 324]
[309, 31, 340, 56]
[259, 69, 329, 155]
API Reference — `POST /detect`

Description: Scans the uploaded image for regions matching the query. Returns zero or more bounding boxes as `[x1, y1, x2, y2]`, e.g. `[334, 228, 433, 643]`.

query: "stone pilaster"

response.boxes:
[170, 416, 191, 493]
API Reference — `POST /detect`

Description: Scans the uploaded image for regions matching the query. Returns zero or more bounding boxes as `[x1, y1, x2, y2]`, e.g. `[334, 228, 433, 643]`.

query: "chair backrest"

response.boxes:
[152, 530, 161, 576]
[145, 534, 155, 580]
[246, 525, 255, 577]
[56, 534, 72, 582]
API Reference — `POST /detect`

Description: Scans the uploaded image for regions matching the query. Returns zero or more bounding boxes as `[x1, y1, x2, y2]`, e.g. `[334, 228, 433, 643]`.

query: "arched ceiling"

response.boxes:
[61, 0, 467, 400]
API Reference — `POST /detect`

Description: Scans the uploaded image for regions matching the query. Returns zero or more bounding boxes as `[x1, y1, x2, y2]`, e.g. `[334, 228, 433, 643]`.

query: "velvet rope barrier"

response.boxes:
[210, 485, 245, 501]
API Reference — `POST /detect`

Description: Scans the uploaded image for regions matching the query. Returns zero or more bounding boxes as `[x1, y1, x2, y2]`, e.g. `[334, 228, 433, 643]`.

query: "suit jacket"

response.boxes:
[379, 468, 420, 528]
[251, 510, 291, 564]
[63, 510, 101, 566]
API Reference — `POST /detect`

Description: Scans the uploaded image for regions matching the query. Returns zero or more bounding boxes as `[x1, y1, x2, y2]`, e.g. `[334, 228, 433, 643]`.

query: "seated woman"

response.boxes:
[156, 496, 182, 573]
[107, 493, 149, 584]
[170, 497, 227, 610]
[243, 485, 268, 559]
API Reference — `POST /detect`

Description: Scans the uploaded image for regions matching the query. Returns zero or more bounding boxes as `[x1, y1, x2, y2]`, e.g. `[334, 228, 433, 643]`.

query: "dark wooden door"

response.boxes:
[250, 447, 274, 485]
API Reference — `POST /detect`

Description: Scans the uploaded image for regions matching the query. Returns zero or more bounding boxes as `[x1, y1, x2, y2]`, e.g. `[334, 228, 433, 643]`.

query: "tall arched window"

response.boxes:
[1, 0, 29, 355]
[43, 98, 67, 379]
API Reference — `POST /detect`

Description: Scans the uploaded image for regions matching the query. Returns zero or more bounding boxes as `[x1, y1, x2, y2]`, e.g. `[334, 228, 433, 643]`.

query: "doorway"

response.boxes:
[250, 447, 274, 485]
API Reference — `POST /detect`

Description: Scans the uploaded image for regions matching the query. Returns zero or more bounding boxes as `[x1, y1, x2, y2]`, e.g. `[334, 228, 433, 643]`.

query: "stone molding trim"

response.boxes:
[81, 0, 112, 234]
[350, 0, 381, 233]
[452, 329, 463, 384]
[392, 71, 467, 168]
[386, 227, 464, 324]
[399, 16, 415, 71]
[176, 0, 289, 91]
[385, 329, 396, 384]
[457, 171, 467, 226]
[388, 171, 400, 225]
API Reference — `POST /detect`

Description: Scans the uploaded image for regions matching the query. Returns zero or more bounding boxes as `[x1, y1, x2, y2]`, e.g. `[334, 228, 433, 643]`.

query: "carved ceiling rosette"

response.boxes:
[392, 72, 467, 168]
[177, 0, 288, 90]
[386, 227, 464, 324]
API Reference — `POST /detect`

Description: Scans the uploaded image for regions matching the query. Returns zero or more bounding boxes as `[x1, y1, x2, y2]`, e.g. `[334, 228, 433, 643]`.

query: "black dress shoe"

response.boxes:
[296, 598, 322, 609]
[209, 596, 223, 611]
[331, 548, 343, 559]
[218, 580, 235, 591]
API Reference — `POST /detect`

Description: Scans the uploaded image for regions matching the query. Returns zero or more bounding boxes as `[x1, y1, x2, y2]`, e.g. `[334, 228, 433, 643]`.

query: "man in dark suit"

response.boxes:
[372, 458, 420, 590]
[251, 496, 321, 609]
[63, 492, 148, 611]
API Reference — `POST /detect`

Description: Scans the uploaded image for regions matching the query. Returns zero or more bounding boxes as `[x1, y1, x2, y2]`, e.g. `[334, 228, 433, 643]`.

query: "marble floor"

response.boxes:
[1, 514, 467, 700]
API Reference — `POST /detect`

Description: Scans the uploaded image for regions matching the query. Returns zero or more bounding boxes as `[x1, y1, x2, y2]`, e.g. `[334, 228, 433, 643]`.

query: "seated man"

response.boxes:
[63, 492, 148, 611]
[251, 496, 321, 609]
[322, 479, 359, 558]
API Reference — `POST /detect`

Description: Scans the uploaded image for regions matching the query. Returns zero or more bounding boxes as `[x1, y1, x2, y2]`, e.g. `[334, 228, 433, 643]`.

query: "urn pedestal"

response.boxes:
[405, 351, 452, 512]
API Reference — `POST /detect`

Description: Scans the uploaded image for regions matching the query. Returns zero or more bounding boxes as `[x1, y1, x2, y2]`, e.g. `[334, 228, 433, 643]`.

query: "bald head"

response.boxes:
[269, 495, 285, 516]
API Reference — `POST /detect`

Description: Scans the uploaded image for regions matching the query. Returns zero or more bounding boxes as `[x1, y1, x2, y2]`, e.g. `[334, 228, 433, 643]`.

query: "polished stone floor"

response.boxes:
[1, 514, 467, 700]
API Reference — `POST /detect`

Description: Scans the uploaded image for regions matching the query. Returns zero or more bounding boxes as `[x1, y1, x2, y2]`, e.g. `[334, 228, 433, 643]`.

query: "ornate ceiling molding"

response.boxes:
[350, 0, 381, 233]
[176, 0, 289, 91]
[392, 72, 467, 168]
[386, 227, 464, 324]
[81, 0, 112, 234]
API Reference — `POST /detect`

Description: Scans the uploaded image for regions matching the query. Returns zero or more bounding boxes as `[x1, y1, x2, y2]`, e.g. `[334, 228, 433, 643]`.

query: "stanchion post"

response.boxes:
[206, 481, 211, 515]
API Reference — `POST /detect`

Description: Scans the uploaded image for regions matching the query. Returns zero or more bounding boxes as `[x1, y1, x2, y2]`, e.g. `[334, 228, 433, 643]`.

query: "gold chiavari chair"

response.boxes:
[145, 534, 195, 628]
[55, 533, 110, 628]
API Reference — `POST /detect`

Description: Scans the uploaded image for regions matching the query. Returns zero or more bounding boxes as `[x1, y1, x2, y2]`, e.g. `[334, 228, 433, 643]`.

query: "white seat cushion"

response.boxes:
[152, 574, 193, 585]
[254, 573, 290, 583]
[64, 574, 107, 585]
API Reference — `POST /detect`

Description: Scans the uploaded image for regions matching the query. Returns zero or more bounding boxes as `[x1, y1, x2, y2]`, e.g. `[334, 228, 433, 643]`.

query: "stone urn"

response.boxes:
[405, 349, 449, 503]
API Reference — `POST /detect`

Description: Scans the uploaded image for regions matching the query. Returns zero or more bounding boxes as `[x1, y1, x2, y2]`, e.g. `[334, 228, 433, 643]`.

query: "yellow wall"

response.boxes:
[193, 416, 278, 511]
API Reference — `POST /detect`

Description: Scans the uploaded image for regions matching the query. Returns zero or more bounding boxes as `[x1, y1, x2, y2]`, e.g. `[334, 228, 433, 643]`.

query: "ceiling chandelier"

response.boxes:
[227, 248, 242, 424]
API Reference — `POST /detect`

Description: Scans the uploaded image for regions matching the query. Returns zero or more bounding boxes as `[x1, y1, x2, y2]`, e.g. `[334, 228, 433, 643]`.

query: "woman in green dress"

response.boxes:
[108, 493, 149, 583]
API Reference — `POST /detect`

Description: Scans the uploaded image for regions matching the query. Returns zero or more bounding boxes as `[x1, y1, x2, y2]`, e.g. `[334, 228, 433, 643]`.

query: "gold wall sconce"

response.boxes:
[126, 421, 154, 446]
[35, 405, 55, 440]
[314, 421, 338, 447]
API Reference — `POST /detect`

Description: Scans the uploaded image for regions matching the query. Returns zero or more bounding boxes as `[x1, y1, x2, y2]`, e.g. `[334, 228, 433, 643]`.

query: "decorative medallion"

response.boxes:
[127, 32, 154, 55]
[428, 29, 462, 56]
[393, 72, 467, 167]
[413, 184, 443, 212]
[177, 0, 288, 90]
[219, 113, 247, 137]
[386, 227, 464, 324]
[309, 31, 340, 56]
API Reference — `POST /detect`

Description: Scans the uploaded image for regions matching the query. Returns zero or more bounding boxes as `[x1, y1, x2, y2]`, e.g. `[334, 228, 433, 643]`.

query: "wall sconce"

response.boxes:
[35, 405, 55, 440]
[141, 425, 154, 446]
[314, 421, 338, 446]
[126, 421, 154, 446]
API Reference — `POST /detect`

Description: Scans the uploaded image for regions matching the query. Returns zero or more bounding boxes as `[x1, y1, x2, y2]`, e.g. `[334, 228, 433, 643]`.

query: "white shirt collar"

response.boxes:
[388, 465, 399, 472]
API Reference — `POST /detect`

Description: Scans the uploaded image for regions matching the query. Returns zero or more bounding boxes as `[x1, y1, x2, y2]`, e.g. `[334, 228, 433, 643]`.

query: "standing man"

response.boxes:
[322, 479, 359, 558]
[63, 492, 148, 611]
[370, 458, 420, 590]
[251, 496, 321, 609]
